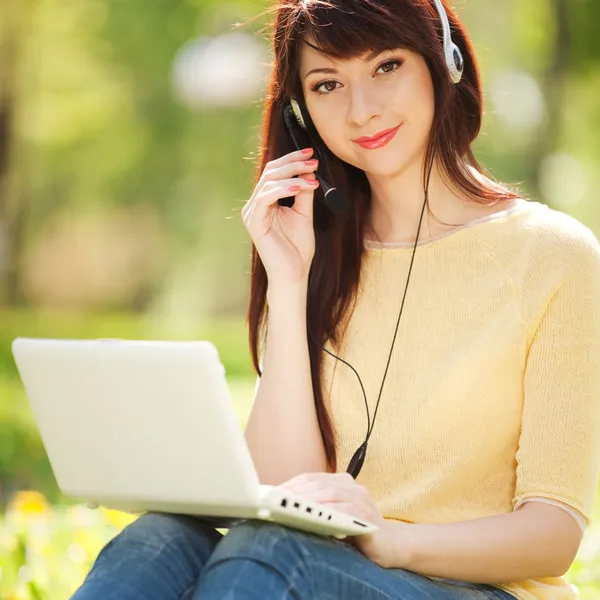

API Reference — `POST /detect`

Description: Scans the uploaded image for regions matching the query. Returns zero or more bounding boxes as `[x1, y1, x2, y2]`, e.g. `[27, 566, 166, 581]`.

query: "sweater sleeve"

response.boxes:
[513, 236, 600, 528]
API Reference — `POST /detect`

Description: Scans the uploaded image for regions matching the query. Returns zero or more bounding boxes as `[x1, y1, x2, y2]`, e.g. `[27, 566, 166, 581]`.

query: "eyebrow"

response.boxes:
[303, 48, 386, 79]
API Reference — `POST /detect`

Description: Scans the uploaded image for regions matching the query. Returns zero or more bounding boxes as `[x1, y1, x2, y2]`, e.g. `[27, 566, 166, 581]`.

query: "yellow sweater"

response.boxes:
[321, 200, 600, 600]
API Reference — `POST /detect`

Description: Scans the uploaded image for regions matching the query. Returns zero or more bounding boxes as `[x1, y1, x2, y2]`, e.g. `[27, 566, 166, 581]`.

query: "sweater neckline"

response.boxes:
[363, 200, 545, 251]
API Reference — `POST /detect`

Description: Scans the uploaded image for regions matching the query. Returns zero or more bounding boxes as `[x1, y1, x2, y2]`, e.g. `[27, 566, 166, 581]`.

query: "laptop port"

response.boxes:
[327, 515, 332, 521]
[306, 507, 312, 513]
[280, 499, 287, 508]
[293, 502, 300, 509]
[352, 520, 367, 527]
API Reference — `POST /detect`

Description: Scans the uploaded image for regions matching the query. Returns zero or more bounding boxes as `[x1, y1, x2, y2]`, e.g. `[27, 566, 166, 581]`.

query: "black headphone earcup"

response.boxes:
[453, 47, 464, 74]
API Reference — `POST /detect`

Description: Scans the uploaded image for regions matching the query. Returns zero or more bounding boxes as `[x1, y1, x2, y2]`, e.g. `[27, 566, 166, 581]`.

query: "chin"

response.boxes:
[359, 153, 413, 178]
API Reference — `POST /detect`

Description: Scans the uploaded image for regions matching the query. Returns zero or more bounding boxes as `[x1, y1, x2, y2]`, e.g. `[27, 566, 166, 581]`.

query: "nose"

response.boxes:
[346, 85, 382, 129]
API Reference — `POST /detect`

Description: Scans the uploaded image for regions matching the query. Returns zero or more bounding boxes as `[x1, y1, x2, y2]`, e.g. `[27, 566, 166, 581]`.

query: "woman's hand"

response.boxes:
[241, 147, 320, 288]
[278, 472, 410, 569]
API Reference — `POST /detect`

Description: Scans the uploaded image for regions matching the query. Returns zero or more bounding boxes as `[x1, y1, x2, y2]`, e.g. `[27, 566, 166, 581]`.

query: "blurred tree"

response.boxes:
[6, 0, 264, 313]
[1, 0, 599, 312]
[0, 0, 30, 306]
[526, 0, 570, 193]
[570, 0, 600, 74]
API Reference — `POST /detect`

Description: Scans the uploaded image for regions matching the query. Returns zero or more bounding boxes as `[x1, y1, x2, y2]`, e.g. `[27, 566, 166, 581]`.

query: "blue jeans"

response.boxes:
[71, 512, 518, 599]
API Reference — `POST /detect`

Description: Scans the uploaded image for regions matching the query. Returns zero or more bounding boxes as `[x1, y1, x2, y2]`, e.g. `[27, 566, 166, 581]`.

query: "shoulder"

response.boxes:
[524, 204, 600, 280]
[529, 203, 599, 253]
[477, 201, 600, 279]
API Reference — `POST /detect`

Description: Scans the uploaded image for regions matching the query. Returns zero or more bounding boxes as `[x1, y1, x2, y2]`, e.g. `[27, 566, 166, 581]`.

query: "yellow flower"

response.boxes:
[6, 587, 28, 600]
[99, 507, 137, 529]
[9, 491, 51, 516]
[74, 527, 102, 556]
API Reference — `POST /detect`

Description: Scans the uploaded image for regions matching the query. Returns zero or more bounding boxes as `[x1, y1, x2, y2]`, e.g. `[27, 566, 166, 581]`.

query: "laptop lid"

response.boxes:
[11, 337, 262, 511]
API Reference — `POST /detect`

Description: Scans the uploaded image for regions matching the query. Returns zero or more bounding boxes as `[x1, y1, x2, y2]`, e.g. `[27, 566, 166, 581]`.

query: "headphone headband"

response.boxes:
[432, 0, 464, 84]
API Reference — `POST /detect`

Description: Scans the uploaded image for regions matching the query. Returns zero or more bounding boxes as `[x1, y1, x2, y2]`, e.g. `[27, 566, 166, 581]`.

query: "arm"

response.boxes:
[388, 233, 600, 582]
[244, 282, 328, 485]
[390, 500, 583, 582]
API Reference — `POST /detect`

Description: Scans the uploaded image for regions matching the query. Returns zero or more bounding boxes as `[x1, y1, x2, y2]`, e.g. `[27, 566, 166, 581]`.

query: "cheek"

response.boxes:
[394, 75, 435, 129]
[311, 112, 337, 143]
[412, 77, 436, 128]
[310, 114, 350, 159]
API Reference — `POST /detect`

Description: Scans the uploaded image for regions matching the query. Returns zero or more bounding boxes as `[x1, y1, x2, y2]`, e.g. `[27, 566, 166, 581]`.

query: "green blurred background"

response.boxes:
[1, 0, 600, 597]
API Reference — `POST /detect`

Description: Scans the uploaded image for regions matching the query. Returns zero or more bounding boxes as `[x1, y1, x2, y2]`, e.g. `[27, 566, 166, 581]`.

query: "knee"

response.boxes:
[74, 513, 222, 599]
[113, 512, 221, 554]
[208, 520, 320, 565]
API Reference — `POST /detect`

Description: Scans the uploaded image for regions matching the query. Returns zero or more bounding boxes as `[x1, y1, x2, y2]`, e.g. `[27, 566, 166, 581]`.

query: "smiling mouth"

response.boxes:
[353, 125, 402, 149]
[353, 126, 400, 143]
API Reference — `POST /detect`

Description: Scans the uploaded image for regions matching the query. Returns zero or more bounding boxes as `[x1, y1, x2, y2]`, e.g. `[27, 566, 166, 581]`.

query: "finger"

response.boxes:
[244, 150, 315, 219]
[281, 476, 360, 501]
[288, 173, 319, 221]
[281, 471, 356, 489]
[248, 178, 317, 223]
[308, 488, 374, 514]
[330, 472, 359, 484]
[321, 501, 363, 519]
[279, 471, 330, 489]
[305, 486, 354, 504]
[285, 471, 356, 489]
[241, 196, 255, 223]
[262, 148, 314, 177]
[248, 156, 317, 220]
[242, 197, 256, 224]
[259, 177, 319, 198]
[264, 158, 319, 184]
[243, 197, 258, 232]
[247, 182, 312, 233]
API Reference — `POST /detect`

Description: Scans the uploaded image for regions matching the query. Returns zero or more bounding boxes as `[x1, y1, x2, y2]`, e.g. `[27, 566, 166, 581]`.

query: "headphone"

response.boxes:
[280, 0, 463, 478]
[433, 0, 464, 85]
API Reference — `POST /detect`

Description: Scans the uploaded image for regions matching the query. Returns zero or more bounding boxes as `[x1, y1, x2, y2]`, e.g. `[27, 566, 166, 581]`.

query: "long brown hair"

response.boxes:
[245, 0, 522, 472]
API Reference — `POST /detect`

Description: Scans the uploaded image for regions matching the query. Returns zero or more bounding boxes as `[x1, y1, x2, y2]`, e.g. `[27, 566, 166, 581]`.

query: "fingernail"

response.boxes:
[301, 148, 313, 155]
[304, 159, 318, 166]
[288, 185, 301, 192]
[308, 179, 319, 186]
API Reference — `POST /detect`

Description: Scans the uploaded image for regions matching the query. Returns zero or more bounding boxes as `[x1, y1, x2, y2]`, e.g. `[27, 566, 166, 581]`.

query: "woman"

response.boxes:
[71, 0, 600, 599]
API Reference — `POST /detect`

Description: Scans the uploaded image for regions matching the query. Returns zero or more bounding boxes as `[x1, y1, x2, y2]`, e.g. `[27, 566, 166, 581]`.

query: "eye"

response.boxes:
[311, 80, 339, 95]
[376, 59, 403, 75]
[310, 58, 403, 96]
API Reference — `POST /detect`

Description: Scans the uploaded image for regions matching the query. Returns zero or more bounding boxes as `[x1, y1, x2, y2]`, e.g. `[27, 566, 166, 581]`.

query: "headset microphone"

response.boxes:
[283, 102, 349, 213]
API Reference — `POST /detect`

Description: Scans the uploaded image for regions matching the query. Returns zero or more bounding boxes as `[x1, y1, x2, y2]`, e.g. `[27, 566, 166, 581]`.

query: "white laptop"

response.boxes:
[11, 337, 378, 539]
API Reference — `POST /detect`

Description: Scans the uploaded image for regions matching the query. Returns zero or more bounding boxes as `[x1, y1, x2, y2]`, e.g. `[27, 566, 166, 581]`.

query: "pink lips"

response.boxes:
[353, 125, 402, 150]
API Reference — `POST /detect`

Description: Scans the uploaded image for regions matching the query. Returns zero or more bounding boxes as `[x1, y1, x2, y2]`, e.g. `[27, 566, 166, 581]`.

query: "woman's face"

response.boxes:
[298, 38, 435, 178]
